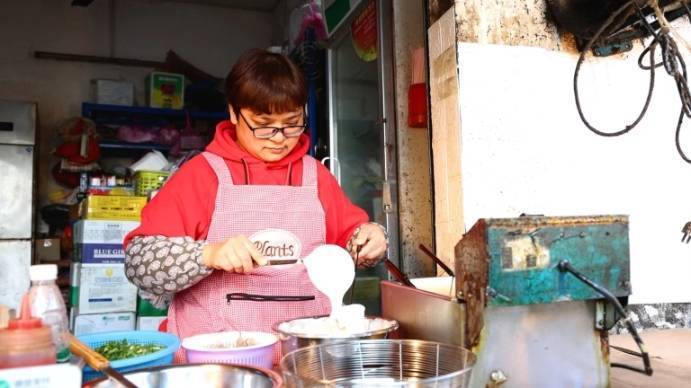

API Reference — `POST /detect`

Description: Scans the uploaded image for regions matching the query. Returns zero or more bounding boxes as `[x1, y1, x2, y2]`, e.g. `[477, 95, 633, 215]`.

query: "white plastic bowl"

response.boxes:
[181, 331, 278, 370]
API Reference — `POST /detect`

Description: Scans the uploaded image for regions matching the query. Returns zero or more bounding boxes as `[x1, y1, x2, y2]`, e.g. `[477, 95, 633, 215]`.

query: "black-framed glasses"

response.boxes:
[238, 110, 307, 139]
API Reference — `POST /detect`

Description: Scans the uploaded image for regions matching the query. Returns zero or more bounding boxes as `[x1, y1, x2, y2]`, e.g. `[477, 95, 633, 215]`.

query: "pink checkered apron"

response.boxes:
[167, 152, 331, 363]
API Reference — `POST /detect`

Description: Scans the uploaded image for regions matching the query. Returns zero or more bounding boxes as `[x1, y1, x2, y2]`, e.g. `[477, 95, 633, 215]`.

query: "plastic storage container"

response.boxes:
[29, 264, 71, 362]
[134, 170, 170, 196]
[0, 294, 56, 368]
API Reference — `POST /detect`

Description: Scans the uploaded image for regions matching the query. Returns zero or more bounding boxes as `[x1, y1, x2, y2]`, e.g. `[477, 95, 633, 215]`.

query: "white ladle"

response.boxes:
[302, 244, 355, 317]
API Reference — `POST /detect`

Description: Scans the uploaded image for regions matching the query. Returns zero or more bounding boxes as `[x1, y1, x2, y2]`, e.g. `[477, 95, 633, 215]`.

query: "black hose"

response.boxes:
[557, 260, 653, 376]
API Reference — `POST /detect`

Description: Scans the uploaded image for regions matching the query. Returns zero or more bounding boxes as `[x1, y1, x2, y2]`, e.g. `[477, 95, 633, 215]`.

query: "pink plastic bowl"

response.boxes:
[181, 331, 278, 370]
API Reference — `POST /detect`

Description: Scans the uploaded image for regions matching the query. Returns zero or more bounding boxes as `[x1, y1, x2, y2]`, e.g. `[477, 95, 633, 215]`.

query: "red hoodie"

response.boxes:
[124, 121, 368, 248]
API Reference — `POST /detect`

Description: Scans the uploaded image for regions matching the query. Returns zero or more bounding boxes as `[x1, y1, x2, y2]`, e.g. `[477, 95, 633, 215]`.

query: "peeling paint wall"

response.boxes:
[454, 0, 562, 50]
[428, 8, 464, 274]
[392, 0, 435, 277]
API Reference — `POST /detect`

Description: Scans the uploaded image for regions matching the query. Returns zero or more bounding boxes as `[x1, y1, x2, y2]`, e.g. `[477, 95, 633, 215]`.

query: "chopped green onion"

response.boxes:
[94, 340, 165, 361]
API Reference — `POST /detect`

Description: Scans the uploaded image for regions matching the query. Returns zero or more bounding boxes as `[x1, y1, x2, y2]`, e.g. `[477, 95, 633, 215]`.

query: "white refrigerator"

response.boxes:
[0, 100, 36, 312]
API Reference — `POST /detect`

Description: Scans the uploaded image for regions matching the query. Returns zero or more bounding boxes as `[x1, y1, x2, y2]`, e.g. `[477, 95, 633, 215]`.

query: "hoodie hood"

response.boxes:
[206, 120, 309, 167]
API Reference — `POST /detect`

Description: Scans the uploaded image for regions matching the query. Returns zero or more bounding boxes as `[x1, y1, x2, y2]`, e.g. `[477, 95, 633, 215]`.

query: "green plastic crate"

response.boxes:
[134, 171, 169, 196]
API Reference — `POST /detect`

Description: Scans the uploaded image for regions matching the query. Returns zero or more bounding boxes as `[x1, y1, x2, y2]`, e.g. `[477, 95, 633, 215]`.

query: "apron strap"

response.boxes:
[205, 152, 318, 188]
[301, 155, 318, 187]
[203, 151, 235, 186]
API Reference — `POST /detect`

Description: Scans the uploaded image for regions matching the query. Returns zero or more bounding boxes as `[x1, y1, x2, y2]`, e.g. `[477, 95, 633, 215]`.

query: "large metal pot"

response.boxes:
[272, 315, 399, 356]
[83, 363, 282, 388]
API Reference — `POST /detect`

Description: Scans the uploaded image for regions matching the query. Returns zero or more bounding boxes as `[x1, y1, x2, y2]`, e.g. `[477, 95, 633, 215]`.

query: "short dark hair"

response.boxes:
[225, 49, 307, 116]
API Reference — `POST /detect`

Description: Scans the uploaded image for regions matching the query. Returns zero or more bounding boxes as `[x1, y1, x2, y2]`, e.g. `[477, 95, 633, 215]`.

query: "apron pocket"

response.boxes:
[226, 293, 315, 303]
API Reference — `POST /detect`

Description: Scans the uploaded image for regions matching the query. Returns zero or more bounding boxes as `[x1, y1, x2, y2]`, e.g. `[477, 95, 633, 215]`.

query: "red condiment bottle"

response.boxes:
[0, 294, 56, 369]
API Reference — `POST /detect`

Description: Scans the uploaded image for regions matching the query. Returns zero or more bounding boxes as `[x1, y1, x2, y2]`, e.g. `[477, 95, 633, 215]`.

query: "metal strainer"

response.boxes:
[280, 339, 476, 387]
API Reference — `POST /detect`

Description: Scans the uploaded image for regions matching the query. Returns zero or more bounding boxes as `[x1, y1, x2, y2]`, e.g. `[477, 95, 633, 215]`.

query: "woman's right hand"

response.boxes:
[202, 235, 267, 274]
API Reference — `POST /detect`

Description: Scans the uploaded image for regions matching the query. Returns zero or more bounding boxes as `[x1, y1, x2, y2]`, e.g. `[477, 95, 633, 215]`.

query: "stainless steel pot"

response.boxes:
[83, 363, 282, 388]
[272, 315, 399, 356]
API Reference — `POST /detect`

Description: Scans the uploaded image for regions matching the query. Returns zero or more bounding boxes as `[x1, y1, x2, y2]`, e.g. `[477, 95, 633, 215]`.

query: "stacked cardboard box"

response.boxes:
[70, 220, 139, 335]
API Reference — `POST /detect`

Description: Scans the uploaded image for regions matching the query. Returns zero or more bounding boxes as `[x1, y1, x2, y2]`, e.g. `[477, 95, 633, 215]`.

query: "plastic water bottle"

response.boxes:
[28, 264, 70, 363]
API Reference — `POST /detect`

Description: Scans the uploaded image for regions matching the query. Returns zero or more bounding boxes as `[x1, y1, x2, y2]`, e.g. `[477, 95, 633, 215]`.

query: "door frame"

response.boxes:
[325, 0, 399, 265]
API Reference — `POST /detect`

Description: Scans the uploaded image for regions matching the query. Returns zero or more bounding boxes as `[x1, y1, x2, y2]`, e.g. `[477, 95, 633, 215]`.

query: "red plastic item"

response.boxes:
[0, 294, 56, 369]
[158, 318, 168, 332]
[407, 83, 427, 128]
[7, 296, 42, 330]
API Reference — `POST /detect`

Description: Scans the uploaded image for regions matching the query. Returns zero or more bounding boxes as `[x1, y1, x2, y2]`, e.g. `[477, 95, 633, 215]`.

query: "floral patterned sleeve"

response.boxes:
[125, 235, 213, 307]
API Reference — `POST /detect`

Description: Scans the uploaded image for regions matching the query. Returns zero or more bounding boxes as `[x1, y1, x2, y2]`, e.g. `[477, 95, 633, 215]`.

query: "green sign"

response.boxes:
[325, 0, 362, 34]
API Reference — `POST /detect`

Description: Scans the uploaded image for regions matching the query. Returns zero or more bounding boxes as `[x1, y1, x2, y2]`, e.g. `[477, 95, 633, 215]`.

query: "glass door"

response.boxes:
[326, 0, 398, 313]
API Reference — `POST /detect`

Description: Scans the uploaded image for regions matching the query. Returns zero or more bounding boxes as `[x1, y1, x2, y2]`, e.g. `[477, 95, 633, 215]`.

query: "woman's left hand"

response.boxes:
[348, 223, 388, 268]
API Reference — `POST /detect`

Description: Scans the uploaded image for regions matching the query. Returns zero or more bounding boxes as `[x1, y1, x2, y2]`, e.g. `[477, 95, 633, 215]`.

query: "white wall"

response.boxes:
[115, 1, 273, 77]
[0, 0, 273, 224]
[457, 41, 691, 304]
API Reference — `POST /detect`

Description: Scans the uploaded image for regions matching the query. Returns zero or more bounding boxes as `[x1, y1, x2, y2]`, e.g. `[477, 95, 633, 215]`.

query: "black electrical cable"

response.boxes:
[676, 1, 691, 162]
[574, 0, 691, 163]
[674, 110, 691, 162]
[636, 1, 691, 161]
[637, 2, 691, 163]
[636, 3, 691, 116]
[574, 0, 655, 137]
[557, 260, 653, 376]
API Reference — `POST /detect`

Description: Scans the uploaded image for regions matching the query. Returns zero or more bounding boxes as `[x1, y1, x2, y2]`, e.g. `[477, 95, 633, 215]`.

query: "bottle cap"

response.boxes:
[29, 264, 58, 281]
[7, 294, 42, 330]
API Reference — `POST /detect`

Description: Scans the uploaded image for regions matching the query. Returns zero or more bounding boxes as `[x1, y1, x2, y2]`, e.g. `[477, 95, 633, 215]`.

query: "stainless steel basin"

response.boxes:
[83, 363, 282, 388]
[280, 339, 476, 387]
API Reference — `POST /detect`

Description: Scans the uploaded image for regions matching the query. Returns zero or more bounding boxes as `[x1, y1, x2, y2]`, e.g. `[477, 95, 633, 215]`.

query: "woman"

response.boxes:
[123, 49, 388, 362]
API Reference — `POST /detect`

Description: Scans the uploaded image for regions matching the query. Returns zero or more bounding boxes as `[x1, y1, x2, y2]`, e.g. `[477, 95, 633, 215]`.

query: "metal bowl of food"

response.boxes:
[83, 363, 282, 388]
[272, 314, 399, 356]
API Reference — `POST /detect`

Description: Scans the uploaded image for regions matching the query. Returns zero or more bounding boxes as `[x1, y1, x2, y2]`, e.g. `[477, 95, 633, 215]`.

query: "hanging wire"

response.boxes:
[573, 0, 656, 138]
[573, 0, 691, 163]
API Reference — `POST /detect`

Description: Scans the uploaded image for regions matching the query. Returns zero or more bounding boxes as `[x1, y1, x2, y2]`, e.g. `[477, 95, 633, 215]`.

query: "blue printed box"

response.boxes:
[74, 243, 125, 264]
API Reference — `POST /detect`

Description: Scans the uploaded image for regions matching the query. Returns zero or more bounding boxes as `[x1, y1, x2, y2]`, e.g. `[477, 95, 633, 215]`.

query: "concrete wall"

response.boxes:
[428, 1, 691, 303]
[0, 0, 273, 231]
[392, 0, 435, 277]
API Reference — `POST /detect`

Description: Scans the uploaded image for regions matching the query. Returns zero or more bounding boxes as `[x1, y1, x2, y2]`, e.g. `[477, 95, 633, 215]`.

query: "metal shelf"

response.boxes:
[99, 139, 171, 152]
[81, 102, 228, 126]
[82, 103, 225, 155]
